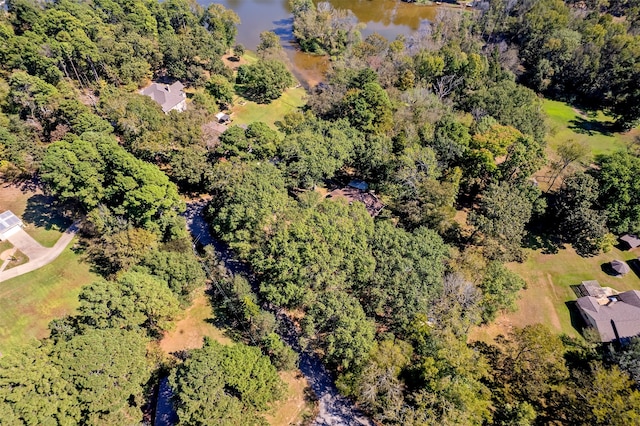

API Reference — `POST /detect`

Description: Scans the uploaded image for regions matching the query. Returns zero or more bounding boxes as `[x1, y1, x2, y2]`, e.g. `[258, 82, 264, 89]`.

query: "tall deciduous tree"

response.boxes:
[361, 221, 448, 331]
[469, 181, 535, 261]
[53, 328, 151, 425]
[169, 339, 284, 425]
[236, 59, 294, 103]
[0, 343, 80, 425]
[303, 291, 375, 374]
[256, 196, 375, 307]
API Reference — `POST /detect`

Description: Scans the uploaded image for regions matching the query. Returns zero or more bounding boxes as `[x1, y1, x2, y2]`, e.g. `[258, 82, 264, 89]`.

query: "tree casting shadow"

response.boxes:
[568, 116, 615, 137]
[22, 194, 73, 231]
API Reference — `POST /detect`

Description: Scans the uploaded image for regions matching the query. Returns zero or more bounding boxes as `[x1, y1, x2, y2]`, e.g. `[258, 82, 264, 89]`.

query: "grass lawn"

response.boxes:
[230, 87, 307, 129]
[0, 183, 72, 247]
[470, 243, 640, 343]
[0, 240, 13, 253]
[0, 241, 97, 354]
[4, 249, 28, 270]
[542, 99, 632, 156]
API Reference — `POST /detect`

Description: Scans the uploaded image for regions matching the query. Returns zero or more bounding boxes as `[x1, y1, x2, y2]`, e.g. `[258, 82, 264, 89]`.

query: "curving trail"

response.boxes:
[183, 200, 373, 426]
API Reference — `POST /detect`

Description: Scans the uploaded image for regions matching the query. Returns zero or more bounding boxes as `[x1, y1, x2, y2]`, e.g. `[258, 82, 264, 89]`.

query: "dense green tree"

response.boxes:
[277, 117, 356, 188]
[138, 250, 206, 300]
[78, 270, 181, 334]
[341, 82, 393, 134]
[554, 171, 608, 256]
[593, 151, 640, 234]
[206, 160, 291, 257]
[361, 221, 448, 331]
[261, 333, 299, 371]
[303, 291, 375, 374]
[53, 328, 151, 424]
[202, 3, 239, 48]
[207, 74, 235, 107]
[428, 116, 471, 166]
[408, 327, 492, 426]
[40, 137, 105, 209]
[478, 261, 525, 323]
[216, 122, 280, 160]
[236, 59, 294, 103]
[256, 195, 375, 307]
[0, 343, 80, 425]
[42, 132, 184, 228]
[169, 147, 210, 190]
[169, 339, 284, 425]
[469, 181, 536, 261]
[472, 80, 546, 142]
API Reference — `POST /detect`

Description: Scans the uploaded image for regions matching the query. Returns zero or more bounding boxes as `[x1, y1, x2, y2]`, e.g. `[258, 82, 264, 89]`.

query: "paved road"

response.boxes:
[182, 200, 373, 426]
[0, 223, 78, 283]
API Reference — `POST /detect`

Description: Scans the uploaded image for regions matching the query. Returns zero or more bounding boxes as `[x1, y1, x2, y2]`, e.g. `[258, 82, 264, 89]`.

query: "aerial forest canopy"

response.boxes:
[1, 0, 640, 424]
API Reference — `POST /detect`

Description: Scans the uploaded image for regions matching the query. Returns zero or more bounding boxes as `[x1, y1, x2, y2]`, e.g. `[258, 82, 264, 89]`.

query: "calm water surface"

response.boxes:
[199, 0, 440, 84]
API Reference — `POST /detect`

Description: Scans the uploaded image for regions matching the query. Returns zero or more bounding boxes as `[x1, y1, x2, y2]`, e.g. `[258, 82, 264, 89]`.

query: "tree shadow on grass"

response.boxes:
[568, 116, 615, 137]
[22, 194, 73, 231]
[523, 232, 563, 255]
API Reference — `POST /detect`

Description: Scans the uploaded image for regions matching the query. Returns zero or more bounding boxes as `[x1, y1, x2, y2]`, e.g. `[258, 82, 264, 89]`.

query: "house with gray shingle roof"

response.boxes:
[140, 81, 187, 114]
[576, 281, 640, 342]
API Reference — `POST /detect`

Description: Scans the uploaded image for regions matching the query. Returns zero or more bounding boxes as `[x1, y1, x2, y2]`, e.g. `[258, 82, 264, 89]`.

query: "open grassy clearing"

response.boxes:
[0, 183, 72, 247]
[230, 87, 307, 129]
[470, 243, 640, 343]
[160, 289, 314, 426]
[0, 243, 97, 353]
[221, 50, 306, 129]
[159, 289, 232, 354]
[542, 99, 635, 156]
[265, 371, 316, 426]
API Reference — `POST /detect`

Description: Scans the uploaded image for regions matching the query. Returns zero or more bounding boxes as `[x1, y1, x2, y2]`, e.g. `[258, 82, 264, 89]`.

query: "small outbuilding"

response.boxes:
[0, 211, 24, 241]
[611, 259, 631, 276]
[621, 234, 640, 249]
[215, 112, 231, 124]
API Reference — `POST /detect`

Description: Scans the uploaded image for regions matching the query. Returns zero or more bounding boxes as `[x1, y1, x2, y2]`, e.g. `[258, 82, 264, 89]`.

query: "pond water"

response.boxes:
[199, 0, 442, 85]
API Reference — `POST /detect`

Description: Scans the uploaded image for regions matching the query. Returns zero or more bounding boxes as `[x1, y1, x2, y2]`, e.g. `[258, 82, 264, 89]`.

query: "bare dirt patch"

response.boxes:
[223, 53, 249, 70]
[160, 290, 232, 354]
[265, 371, 316, 426]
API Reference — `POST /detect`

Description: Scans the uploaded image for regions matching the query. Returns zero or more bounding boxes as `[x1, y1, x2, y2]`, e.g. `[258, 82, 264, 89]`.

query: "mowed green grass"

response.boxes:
[0, 243, 98, 353]
[0, 184, 70, 247]
[543, 99, 631, 156]
[471, 244, 640, 342]
[230, 87, 307, 129]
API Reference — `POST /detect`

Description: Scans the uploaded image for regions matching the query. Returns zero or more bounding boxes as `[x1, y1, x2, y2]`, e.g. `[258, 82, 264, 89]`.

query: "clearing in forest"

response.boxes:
[543, 99, 638, 156]
[160, 289, 315, 426]
[470, 243, 640, 343]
